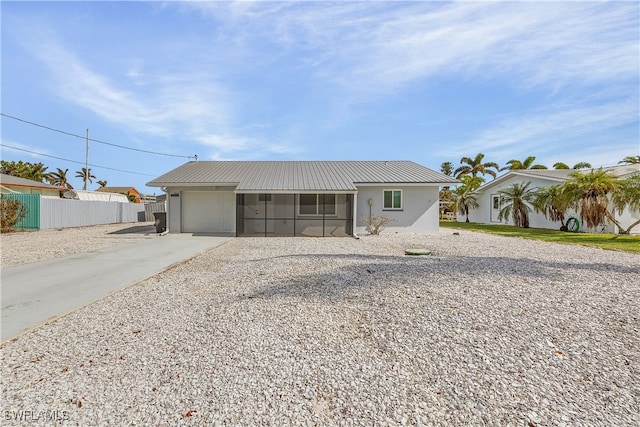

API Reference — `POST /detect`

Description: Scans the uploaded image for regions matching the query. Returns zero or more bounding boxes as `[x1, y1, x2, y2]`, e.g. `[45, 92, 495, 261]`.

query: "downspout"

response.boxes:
[352, 192, 359, 239]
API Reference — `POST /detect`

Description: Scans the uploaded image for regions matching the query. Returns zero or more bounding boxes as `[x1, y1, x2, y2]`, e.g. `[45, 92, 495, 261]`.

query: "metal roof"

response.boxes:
[147, 161, 459, 191]
[0, 174, 66, 190]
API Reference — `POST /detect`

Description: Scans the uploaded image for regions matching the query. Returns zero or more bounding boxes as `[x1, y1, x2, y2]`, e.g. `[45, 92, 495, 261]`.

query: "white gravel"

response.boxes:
[1, 229, 639, 426]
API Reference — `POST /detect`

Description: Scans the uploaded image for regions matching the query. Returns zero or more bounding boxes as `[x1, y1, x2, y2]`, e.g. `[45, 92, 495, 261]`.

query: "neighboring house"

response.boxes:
[0, 174, 64, 198]
[147, 161, 458, 236]
[96, 186, 142, 203]
[464, 164, 640, 234]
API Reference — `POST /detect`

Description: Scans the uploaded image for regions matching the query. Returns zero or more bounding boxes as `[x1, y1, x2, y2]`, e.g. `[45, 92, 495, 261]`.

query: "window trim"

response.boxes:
[382, 189, 403, 210]
[297, 193, 338, 216]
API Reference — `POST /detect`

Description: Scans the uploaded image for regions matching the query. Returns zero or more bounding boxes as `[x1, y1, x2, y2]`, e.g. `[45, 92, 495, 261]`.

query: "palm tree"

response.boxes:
[453, 175, 483, 222]
[611, 174, 640, 234]
[618, 155, 640, 165]
[571, 162, 592, 169]
[497, 182, 536, 228]
[47, 168, 74, 189]
[532, 185, 570, 230]
[500, 156, 547, 171]
[75, 168, 96, 190]
[97, 180, 108, 188]
[557, 169, 619, 230]
[454, 153, 499, 180]
[553, 162, 592, 170]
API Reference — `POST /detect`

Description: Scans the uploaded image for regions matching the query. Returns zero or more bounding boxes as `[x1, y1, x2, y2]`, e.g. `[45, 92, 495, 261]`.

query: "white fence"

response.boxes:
[40, 198, 146, 230]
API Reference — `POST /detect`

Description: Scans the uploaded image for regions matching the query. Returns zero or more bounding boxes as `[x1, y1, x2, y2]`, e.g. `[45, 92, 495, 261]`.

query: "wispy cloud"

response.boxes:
[191, 1, 638, 96]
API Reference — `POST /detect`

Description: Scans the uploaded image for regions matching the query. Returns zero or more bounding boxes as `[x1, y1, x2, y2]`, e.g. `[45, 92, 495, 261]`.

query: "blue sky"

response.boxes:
[2, 1, 638, 194]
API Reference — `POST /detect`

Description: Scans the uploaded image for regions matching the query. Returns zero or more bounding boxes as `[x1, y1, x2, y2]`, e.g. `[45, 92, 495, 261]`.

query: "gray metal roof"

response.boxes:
[147, 161, 459, 191]
[0, 174, 65, 190]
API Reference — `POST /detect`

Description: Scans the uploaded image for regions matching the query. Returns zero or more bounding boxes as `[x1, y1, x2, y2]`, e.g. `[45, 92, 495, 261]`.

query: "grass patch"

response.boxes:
[440, 221, 640, 254]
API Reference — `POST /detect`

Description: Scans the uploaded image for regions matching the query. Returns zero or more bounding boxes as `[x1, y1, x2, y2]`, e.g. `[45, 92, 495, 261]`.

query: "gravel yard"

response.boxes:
[1, 226, 639, 426]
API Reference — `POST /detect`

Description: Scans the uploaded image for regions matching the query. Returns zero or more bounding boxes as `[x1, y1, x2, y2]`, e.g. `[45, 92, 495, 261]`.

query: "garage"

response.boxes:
[181, 191, 235, 234]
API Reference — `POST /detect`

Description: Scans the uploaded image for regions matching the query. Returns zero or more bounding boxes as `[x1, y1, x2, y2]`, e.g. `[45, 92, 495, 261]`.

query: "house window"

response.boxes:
[258, 193, 272, 202]
[298, 194, 336, 216]
[383, 190, 402, 210]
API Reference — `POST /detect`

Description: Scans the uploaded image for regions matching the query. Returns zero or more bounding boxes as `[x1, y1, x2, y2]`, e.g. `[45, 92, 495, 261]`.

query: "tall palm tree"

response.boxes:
[497, 182, 535, 228]
[453, 175, 483, 222]
[454, 153, 499, 180]
[97, 180, 108, 188]
[557, 169, 619, 230]
[75, 167, 96, 190]
[611, 174, 640, 234]
[532, 185, 570, 230]
[47, 168, 74, 189]
[500, 156, 547, 171]
[618, 155, 640, 165]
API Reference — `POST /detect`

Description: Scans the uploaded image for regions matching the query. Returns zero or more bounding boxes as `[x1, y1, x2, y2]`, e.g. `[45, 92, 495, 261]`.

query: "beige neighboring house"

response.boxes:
[0, 174, 64, 198]
[463, 164, 640, 234]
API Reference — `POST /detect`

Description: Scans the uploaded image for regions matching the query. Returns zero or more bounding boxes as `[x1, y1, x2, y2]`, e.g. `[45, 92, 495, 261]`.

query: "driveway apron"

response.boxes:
[1, 234, 230, 343]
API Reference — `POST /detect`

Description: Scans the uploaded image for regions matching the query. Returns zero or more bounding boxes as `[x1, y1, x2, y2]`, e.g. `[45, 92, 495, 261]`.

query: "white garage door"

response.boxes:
[182, 191, 235, 234]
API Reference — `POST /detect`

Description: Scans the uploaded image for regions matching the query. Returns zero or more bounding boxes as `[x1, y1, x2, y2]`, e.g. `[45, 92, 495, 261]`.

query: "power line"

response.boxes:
[0, 144, 157, 177]
[1, 112, 195, 159]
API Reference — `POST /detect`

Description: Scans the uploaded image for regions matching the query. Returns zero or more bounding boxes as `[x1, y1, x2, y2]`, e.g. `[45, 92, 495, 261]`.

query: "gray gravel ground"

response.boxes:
[1, 230, 639, 426]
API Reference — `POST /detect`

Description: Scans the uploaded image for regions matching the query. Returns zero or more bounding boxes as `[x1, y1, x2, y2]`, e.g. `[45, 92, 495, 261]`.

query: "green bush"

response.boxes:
[0, 197, 28, 233]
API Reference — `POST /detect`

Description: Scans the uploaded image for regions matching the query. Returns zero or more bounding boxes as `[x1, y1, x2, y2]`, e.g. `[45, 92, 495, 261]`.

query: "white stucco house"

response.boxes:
[463, 164, 640, 234]
[147, 161, 458, 236]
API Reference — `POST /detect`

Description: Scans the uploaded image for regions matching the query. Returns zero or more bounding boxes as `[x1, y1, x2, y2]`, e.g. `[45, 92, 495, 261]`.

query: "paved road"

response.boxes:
[1, 234, 230, 342]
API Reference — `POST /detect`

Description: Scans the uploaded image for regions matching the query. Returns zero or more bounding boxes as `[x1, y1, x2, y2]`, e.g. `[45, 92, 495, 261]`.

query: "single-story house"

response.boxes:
[0, 174, 65, 198]
[147, 161, 458, 236]
[463, 164, 640, 234]
[96, 186, 142, 203]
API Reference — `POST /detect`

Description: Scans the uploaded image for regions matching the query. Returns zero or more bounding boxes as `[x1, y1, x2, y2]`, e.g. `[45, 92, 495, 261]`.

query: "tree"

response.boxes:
[500, 156, 547, 171]
[532, 185, 570, 230]
[553, 162, 592, 170]
[97, 180, 108, 188]
[47, 168, 74, 189]
[75, 168, 96, 190]
[453, 175, 483, 222]
[557, 169, 619, 230]
[454, 153, 500, 180]
[618, 155, 640, 165]
[440, 161, 454, 177]
[0, 160, 49, 182]
[611, 174, 640, 234]
[497, 182, 536, 228]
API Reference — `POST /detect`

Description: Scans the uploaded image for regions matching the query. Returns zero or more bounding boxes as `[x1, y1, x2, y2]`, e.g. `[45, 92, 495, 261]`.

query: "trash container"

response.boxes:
[153, 212, 167, 233]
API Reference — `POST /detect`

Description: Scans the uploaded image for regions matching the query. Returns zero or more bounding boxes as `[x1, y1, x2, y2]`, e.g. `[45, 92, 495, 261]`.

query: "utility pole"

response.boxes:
[84, 129, 89, 190]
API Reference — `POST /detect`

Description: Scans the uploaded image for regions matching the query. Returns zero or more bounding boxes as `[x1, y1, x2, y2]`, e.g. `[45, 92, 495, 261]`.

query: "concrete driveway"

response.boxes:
[1, 233, 230, 343]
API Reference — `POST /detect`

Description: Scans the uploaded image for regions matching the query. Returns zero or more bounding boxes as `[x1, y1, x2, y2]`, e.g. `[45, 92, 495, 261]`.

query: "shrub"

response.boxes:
[0, 197, 28, 233]
[365, 215, 395, 235]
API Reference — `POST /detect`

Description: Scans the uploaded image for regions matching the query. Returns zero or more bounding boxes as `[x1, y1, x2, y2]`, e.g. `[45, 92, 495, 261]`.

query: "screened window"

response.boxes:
[383, 190, 402, 210]
[258, 193, 272, 202]
[298, 194, 336, 216]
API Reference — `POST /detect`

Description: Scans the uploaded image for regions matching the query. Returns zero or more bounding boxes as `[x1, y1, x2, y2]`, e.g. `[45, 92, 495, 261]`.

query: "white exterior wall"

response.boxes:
[355, 185, 440, 234]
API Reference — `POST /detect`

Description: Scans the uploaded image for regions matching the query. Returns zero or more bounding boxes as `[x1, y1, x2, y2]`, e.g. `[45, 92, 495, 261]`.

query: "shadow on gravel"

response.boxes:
[108, 224, 157, 235]
[238, 253, 639, 301]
